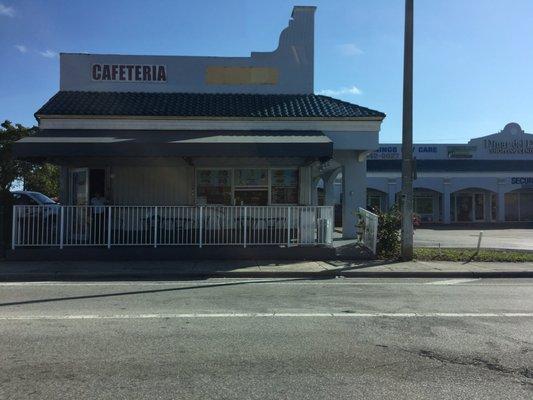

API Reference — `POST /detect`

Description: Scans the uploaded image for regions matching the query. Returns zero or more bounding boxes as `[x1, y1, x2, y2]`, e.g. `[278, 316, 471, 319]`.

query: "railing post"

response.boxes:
[287, 207, 291, 247]
[107, 206, 112, 249]
[11, 206, 16, 250]
[153, 206, 158, 248]
[198, 206, 203, 248]
[243, 207, 247, 248]
[59, 207, 64, 249]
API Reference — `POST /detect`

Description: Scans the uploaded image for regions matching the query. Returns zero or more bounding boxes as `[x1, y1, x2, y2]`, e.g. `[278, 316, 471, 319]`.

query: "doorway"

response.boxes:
[70, 168, 107, 205]
[453, 192, 486, 222]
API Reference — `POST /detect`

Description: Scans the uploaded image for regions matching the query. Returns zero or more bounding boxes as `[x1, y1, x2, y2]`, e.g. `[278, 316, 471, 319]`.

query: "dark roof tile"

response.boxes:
[35, 91, 386, 119]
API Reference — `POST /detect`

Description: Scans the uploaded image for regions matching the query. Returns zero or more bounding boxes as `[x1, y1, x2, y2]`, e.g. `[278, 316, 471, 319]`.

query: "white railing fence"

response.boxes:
[12, 205, 334, 249]
[357, 207, 379, 255]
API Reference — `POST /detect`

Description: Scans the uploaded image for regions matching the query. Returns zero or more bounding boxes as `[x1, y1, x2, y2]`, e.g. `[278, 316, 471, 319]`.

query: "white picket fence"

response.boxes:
[357, 207, 379, 254]
[12, 205, 334, 249]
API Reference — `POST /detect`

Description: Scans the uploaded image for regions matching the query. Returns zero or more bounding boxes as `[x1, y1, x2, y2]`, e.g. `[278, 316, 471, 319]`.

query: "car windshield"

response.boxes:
[30, 192, 57, 205]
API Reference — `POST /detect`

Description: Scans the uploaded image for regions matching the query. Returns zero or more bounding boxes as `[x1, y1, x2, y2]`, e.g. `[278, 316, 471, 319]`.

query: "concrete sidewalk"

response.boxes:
[1, 259, 532, 281]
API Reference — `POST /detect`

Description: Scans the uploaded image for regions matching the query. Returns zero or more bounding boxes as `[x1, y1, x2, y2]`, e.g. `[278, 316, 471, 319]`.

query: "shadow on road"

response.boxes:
[0, 278, 322, 308]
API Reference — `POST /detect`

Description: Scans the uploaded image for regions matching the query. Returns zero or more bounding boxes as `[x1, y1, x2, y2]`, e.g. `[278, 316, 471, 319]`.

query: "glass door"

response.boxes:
[455, 194, 473, 222]
[70, 168, 89, 205]
[474, 193, 485, 221]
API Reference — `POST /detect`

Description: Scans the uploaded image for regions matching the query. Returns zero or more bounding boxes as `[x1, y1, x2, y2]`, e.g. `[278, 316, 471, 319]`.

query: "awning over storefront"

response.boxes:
[13, 129, 333, 159]
[368, 159, 533, 172]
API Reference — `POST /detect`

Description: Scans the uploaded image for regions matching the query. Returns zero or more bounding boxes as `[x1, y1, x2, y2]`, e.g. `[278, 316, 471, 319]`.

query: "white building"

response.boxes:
[364, 122, 533, 223]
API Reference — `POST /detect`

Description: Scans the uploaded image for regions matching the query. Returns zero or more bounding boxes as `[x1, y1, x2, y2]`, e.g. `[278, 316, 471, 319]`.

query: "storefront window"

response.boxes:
[491, 194, 497, 221]
[520, 192, 533, 221]
[271, 169, 299, 204]
[196, 169, 232, 205]
[505, 193, 519, 221]
[367, 195, 382, 212]
[234, 169, 268, 206]
[414, 196, 433, 215]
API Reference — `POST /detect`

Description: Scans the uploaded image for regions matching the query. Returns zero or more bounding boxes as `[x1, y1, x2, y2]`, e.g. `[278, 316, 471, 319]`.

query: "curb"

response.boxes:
[0, 270, 532, 281]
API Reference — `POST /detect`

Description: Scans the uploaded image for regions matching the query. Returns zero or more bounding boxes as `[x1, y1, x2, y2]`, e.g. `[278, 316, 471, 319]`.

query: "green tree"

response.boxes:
[0, 121, 59, 249]
[0, 120, 36, 193]
[0, 120, 59, 198]
[20, 163, 60, 198]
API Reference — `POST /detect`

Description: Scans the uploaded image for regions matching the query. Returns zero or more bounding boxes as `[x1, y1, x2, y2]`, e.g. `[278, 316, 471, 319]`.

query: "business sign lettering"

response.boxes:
[91, 64, 167, 82]
[447, 145, 476, 159]
[484, 138, 533, 154]
[511, 177, 533, 185]
[369, 145, 440, 159]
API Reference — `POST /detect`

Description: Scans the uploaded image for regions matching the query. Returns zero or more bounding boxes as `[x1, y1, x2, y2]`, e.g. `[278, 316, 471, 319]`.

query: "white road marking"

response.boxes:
[426, 278, 481, 285]
[0, 278, 519, 287]
[0, 312, 531, 320]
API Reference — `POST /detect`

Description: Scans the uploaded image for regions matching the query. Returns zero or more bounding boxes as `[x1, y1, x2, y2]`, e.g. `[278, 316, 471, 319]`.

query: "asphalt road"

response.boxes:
[414, 228, 533, 250]
[0, 278, 532, 399]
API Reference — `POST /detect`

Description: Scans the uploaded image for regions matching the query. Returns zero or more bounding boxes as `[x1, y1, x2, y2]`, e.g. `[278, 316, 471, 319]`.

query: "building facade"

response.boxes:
[365, 123, 533, 223]
[12, 6, 385, 256]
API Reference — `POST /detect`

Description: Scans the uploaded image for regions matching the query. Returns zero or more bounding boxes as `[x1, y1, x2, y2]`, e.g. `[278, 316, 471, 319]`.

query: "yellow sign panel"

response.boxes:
[206, 66, 278, 85]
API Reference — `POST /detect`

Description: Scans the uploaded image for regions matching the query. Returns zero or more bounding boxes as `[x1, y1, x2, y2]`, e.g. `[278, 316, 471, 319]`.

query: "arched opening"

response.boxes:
[366, 188, 387, 213]
[505, 188, 533, 222]
[413, 188, 442, 223]
[393, 188, 443, 223]
[315, 178, 325, 206]
[451, 187, 496, 223]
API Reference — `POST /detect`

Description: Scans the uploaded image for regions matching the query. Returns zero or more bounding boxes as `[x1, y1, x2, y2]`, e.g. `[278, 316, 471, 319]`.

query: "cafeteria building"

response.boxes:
[12, 6, 385, 255]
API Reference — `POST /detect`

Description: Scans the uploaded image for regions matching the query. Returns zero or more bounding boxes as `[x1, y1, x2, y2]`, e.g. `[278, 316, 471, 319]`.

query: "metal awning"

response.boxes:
[13, 129, 333, 159]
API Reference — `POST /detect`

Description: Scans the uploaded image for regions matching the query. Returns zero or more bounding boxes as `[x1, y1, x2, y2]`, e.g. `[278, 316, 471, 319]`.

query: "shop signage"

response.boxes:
[369, 145, 440, 159]
[447, 145, 476, 159]
[511, 177, 533, 186]
[91, 64, 167, 82]
[483, 138, 533, 154]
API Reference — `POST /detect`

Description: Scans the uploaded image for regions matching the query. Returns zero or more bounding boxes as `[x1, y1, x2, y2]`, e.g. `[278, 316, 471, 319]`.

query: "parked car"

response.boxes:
[11, 191, 60, 218]
[12, 191, 58, 206]
[11, 191, 61, 244]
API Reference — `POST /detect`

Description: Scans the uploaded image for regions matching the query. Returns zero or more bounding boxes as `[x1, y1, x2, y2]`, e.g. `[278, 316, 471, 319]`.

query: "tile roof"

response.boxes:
[35, 91, 386, 119]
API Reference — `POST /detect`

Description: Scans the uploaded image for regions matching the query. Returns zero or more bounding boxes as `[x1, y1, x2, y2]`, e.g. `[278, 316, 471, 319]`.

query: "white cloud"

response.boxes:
[318, 86, 362, 96]
[14, 44, 27, 53]
[336, 43, 363, 56]
[0, 3, 15, 17]
[38, 49, 58, 58]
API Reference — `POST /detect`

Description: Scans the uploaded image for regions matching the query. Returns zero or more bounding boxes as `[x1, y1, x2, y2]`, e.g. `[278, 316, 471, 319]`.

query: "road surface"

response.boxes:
[0, 278, 532, 399]
[414, 228, 533, 250]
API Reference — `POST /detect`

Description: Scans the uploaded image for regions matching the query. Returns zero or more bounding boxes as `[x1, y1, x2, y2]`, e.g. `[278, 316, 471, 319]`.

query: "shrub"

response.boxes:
[374, 206, 402, 259]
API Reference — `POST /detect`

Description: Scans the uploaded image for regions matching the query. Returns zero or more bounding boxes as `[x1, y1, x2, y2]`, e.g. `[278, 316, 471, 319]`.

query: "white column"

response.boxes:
[336, 151, 366, 239]
[497, 179, 506, 222]
[443, 179, 451, 224]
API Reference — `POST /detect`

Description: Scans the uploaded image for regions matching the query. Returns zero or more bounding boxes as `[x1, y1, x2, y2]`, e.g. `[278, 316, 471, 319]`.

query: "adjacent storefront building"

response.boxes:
[366, 122, 533, 223]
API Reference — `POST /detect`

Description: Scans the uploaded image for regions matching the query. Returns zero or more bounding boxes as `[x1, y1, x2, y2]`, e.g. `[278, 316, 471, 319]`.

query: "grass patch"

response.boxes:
[414, 247, 533, 262]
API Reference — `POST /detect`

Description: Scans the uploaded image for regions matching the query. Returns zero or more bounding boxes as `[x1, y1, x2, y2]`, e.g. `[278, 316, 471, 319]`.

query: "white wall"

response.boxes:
[59, 6, 315, 95]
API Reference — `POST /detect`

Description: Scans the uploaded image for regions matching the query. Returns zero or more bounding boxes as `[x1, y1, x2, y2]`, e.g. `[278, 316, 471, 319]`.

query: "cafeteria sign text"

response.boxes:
[92, 64, 167, 82]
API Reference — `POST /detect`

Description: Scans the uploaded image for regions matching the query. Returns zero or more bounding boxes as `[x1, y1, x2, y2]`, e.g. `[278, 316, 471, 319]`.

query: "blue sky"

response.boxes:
[1, 0, 532, 143]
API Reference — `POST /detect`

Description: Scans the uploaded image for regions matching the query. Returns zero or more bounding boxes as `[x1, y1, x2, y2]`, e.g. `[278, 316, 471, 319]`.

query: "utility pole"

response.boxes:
[401, 0, 414, 260]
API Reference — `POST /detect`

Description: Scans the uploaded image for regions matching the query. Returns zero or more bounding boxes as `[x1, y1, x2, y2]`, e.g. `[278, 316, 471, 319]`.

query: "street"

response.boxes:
[414, 228, 533, 250]
[0, 278, 532, 399]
